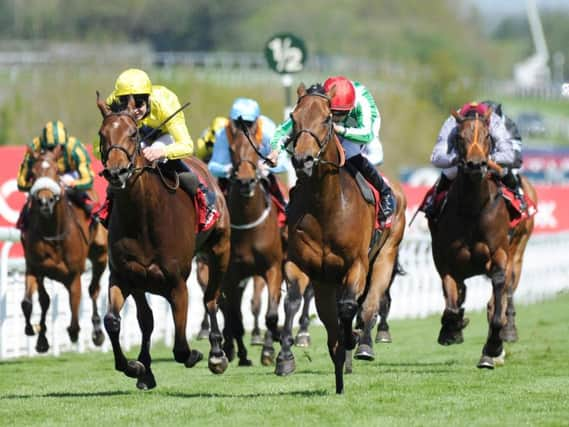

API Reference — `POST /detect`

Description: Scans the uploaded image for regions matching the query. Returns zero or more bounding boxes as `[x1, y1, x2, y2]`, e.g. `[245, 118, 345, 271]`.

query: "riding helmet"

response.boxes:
[323, 76, 356, 111]
[114, 68, 152, 96]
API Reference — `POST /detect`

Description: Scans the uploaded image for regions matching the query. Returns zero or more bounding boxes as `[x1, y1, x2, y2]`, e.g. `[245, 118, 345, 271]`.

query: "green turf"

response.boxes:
[1, 292, 568, 427]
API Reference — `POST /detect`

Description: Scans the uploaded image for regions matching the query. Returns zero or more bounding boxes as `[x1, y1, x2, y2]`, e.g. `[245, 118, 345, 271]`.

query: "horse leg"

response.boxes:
[196, 257, 210, 340]
[376, 290, 392, 343]
[104, 283, 138, 377]
[357, 249, 397, 360]
[479, 250, 509, 369]
[131, 291, 156, 390]
[21, 271, 39, 337]
[251, 276, 265, 346]
[88, 256, 105, 347]
[275, 261, 309, 376]
[169, 278, 203, 368]
[36, 278, 50, 353]
[438, 274, 468, 345]
[232, 284, 251, 367]
[502, 233, 530, 342]
[66, 274, 82, 343]
[261, 264, 282, 366]
[313, 281, 343, 394]
[336, 259, 366, 369]
[295, 283, 314, 348]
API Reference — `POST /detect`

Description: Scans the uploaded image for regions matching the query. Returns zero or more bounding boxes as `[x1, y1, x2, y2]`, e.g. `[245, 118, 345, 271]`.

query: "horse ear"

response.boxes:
[451, 109, 464, 123]
[27, 145, 39, 160]
[326, 84, 337, 99]
[96, 91, 112, 117]
[52, 144, 63, 159]
[483, 107, 493, 122]
[297, 83, 307, 98]
[126, 95, 136, 113]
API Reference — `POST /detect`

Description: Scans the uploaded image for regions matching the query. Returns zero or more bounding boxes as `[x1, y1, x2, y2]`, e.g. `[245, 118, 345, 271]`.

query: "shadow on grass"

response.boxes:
[0, 390, 133, 400]
[164, 389, 328, 399]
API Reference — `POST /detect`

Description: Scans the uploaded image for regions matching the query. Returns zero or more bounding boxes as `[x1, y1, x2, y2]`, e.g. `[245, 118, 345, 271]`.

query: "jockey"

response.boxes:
[96, 68, 218, 227]
[208, 97, 289, 208]
[268, 76, 395, 226]
[424, 101, 525, 219]
[195, 116, 229, 163]
[17, 120, 96, 230]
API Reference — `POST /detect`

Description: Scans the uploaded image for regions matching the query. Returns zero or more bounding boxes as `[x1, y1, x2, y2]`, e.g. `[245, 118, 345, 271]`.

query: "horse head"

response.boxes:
[29, 146, 64, 217]
[96, 92, 142, 190]
[228, 118, 262, 198]
[451, 108, 494, 177]
[289, 83, 338, 177]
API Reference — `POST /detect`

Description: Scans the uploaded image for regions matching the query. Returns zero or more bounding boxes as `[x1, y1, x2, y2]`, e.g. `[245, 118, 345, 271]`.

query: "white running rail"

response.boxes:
[1, 226, 568, 360]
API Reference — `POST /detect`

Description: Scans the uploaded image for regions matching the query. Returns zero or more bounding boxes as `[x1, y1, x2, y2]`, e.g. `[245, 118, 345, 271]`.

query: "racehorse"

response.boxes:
[274, 83, 406, 393]
[429, 108, 537, 368]
[218, 118, 286, 366]
[96, 94, 231, 389]
[21, 146, 107, 353]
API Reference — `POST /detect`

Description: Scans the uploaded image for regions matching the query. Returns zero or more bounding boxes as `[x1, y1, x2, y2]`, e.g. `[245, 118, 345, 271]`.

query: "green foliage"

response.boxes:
[1, 292, 568, 426]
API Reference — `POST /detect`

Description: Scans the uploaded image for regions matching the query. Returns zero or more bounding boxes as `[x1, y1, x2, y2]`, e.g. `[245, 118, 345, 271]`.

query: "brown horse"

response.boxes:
[429, 108, 537, 368]
[217, 119, 285, 366]
[96, 95, 231, 389]
[275, 83, 406, 393]
[21, 146, 108, 353]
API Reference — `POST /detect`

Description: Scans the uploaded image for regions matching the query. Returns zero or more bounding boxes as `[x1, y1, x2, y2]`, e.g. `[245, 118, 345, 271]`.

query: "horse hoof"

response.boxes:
[67, 326, 79, 343]
[250, 333, 264, 346]
[295, 332, 311, 348]
[196, 329, 210, 341]
[354, 344, 375, 361]
[437, 329, 464, 346]
[238, 358, 253, 367]
[275, 356, 296, 376]
[208, 354, 229, 375]
[261, 348, 275, 366]
[125, 360, 146, 378]
[184, 350, 204, 368]
[477, 355, 495, 369]
[92, 329, 105, 346]
[136, 372, 157, 390]
[493, 349, 506, 366]
[24, 325, 35, 336]
[36, 336, 49, 353]
[375, 330, 392, 343]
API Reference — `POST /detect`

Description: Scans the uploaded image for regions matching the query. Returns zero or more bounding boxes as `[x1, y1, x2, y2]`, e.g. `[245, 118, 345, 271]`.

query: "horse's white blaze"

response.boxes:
[41, 160, 50, 169]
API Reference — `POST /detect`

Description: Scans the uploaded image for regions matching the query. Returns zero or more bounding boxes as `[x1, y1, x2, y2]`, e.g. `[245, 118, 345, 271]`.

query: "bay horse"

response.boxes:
[429, 108, 537, 368]
[21, 146, 108, 353]
[218, 118, 286, 367]
[96, 94, 231, 389]
[275, 83, 406, 393]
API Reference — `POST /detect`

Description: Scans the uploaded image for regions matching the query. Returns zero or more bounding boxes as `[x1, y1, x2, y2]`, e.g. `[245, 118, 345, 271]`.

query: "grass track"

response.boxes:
[1, 292, 568, 427]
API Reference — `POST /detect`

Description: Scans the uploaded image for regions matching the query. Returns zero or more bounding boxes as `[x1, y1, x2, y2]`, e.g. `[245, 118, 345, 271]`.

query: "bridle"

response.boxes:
[99, 111, 144, 184]
[286, 92, 342, 170]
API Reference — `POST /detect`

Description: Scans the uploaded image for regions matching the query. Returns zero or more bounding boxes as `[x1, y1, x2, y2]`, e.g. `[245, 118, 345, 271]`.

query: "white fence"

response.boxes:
[1, 227, 568, 360]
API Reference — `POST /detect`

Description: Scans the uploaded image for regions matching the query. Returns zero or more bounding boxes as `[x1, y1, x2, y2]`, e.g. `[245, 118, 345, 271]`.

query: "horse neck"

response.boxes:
[32, 195, 67, 236]
[228, 180, 267, 224]
[112, 172, 159, 230]
[302, 141, 343, 213]
[455, 170, 492, 215]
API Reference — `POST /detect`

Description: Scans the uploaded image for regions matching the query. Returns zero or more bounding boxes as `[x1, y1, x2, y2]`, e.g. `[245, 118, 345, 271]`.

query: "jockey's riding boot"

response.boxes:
[348, 154, 395, 226]
[425, 174, 452, 220]
[502, 170, 526, 212]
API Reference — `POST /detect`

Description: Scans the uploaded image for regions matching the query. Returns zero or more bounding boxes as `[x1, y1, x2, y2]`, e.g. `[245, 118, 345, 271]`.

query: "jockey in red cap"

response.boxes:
[424, 101, 526, 219]
[269, 76, 395, 227]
